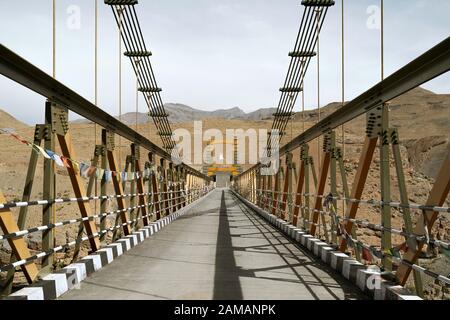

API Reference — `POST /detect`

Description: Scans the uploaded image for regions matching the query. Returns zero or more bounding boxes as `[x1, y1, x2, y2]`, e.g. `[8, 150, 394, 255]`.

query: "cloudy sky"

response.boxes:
[0, 0, 449, 125]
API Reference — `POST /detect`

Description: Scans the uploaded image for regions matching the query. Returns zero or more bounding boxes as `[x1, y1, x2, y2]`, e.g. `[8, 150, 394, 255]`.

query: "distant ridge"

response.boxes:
[71, 103, 277, 125]
[66, 87, 449, 129]
[0, 109, 29, 130]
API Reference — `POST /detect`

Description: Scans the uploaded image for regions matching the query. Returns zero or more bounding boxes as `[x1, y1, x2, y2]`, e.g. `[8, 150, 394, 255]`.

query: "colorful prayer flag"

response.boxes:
[45, 149, 55, 157]
[386, 247, 401, 258]
[36, 146, 51, 159]
[60, 156, 71, 168]
[371, 247, 383, 259]
[362, 247, 373, 262]
[11, 133, 28, 144]
[87, 166, 97, 177]
[338, 222, 346, 236]
[71, 161, 80, 175]
[45, 150, 63, 167]
[397, 242, 408, 252]
[105, 171, 112, 182]
[80, 163, 90, 178]
[96, 168, 105, 180]
[53, 154, 64, 167]
[347, 237, 354, 249]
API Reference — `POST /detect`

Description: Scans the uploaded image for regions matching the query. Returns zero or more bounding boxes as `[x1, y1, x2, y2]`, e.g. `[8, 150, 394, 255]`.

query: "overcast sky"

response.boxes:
[0, 0, 449, 125]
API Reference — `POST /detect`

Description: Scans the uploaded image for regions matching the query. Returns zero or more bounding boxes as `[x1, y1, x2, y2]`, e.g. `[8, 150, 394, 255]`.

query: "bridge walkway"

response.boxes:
[60, 189, 367, 300]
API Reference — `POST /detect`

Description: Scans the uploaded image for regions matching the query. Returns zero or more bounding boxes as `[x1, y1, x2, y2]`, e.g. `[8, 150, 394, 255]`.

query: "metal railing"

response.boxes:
[0, 45, 212, 296]
[233, 37, 450, 299]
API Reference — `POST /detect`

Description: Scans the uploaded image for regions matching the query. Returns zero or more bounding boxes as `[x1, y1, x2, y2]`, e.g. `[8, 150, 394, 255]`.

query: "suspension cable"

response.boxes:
[118, 8, 123, 168]
[265, 2, 334, 156]
[341, 0, 346, 214]
[316, 8, 321, 166]
[302, 85, 305, 133]
[94, 0, 99, 217]
[52, 0, 56, 78]
[341, 0, 345, 157]
[136, 59, 140, 132]
[106, 3, 178, 152]
[381, 0, 384, 81]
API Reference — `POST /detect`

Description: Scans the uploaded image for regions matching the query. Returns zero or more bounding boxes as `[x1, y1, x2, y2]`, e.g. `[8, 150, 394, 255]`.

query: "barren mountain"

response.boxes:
[0, 109, 28, 131]
[72, 103, 278, 125]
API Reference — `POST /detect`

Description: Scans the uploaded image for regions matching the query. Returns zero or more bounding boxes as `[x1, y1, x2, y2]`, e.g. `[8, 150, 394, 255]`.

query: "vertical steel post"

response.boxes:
[330, 132, 338, 245]
[122, 155, 132, 193]
[292, 146, 307, 227]
[100, 142, 108, 242]
[103, 129, 131, 240]
[281, 153, 293, 221]
[129, 146, 137, 229]
[160, 158, 169, 216]
[304, 147, 311, 229]
[41, 101, 56, 273]
[272, 169, 281, 217]
[390, 128, 423, 296]
[86, 146, 101, 197]
[175, 166, 182, 210]
[379, 103, 392, 271]
[256, 168, 261, 208]
[149, 153, 161, 220]
[180, 167, 186, 208]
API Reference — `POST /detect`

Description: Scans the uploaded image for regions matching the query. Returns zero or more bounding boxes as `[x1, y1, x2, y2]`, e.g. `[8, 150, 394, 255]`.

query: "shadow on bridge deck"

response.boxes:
[60, 189, 367, 300]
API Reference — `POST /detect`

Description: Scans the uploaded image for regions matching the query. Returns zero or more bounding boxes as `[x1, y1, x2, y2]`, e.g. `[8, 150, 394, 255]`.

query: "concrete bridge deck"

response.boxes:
[60, 189, 367, 300]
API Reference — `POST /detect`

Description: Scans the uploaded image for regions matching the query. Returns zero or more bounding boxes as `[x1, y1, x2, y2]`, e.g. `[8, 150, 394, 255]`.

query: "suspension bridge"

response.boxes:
[0, 0, 449, 301]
